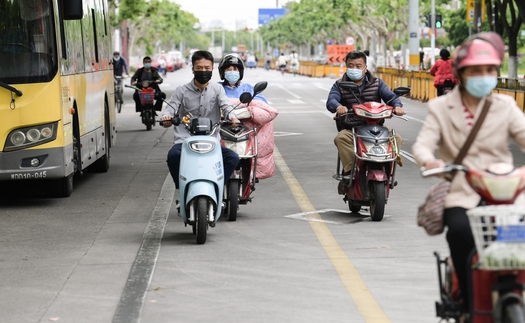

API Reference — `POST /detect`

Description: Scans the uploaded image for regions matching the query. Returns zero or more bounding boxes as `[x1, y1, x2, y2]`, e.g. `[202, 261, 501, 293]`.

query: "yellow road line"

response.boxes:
[273, 146, 391, 323]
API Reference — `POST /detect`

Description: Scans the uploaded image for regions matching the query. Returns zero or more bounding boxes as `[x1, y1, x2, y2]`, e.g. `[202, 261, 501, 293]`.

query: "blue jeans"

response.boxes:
[167, 143, 239, 189]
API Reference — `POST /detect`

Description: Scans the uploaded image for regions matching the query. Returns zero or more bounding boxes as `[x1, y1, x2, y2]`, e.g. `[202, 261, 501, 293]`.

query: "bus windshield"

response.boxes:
[0, 0, 58, 84]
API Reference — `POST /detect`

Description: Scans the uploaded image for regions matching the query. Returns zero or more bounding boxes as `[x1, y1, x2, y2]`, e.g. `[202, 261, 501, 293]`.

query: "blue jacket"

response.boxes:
[220, 82, 268, 103]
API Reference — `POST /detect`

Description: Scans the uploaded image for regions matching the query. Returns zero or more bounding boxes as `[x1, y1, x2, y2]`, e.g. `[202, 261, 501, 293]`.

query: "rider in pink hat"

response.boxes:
[413, 32, 525, 318]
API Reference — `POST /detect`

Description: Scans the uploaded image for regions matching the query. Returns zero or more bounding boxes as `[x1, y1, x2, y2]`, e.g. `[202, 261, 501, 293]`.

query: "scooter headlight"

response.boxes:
[364, 142, 386, 154]
[363, 142, 389, 160]
[189, 140, 215, 153]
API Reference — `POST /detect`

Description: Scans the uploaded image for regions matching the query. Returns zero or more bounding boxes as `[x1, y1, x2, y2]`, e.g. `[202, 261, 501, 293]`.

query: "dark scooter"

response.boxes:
[126, 80, 157, 131]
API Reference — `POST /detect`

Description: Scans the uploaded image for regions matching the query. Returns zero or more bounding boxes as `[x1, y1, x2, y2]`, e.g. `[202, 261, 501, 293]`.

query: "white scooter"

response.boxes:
[162, 115, 224, 244]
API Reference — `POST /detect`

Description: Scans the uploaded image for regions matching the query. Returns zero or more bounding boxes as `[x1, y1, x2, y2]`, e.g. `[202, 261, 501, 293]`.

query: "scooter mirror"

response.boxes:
[239, 92, 252, 104]
[339, 81, 359, 91]
[253, 81, 268, 96]
[393, 86, 411, 96]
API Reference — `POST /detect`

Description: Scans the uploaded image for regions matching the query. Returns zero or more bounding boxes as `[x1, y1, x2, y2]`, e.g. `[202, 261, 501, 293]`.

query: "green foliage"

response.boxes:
[447, 7, 470, 46]
[112, 0, 198, 55]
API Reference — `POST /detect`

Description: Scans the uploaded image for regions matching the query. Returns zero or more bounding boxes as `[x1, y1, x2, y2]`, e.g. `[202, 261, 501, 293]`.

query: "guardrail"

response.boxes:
[376, 67, 525, 111]
[258, 61, 525, 110]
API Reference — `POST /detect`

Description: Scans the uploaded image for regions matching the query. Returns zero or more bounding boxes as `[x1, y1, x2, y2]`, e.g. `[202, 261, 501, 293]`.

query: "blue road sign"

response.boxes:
[258, 8, 286, 26]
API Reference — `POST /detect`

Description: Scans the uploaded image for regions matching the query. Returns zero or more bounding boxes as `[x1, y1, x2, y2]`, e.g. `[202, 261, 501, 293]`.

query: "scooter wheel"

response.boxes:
[195, 197, 208, 244]
[369, 182, 386, 221]
[225, 180, 239, 221]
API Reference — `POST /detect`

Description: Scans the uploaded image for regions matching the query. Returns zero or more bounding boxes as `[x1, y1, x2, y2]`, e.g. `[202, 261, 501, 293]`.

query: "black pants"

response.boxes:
[443, 207, 476, 310]
[133, 91, 166, 112]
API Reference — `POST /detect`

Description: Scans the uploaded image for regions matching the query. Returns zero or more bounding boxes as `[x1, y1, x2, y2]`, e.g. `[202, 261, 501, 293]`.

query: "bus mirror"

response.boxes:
[62, 0, 83, 20]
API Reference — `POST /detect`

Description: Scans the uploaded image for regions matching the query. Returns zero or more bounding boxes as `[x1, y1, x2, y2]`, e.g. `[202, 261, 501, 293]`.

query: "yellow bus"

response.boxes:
[0, 0, 116, 197]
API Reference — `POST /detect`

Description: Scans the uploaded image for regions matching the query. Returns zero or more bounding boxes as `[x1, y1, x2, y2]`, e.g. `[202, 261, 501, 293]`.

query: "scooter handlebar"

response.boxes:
[420, 164, 467, 177]
[158, 117, 181, 127]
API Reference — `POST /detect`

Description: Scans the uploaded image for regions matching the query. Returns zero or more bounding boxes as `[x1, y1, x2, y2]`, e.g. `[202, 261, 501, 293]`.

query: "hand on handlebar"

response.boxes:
[393, 107, 405, 115]
[160, 116, 181, 128]
[229, 116, 240, 127]
[336, 105, 348, 115]
[422, 159, 447, 177]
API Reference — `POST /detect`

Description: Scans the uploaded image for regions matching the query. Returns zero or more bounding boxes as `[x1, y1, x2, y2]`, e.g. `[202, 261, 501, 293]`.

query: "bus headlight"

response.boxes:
[4, 122, 58, 152]
[26, 129, 41, 142]
[10, 131, 26, 146]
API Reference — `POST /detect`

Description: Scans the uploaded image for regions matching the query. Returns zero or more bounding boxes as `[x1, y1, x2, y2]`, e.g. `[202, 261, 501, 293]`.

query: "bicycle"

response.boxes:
[114, 75, 123, 113]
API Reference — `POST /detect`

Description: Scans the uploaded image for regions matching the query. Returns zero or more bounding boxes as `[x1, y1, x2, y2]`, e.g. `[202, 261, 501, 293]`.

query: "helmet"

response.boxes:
[218, 54, 245, 81]
[454, 32, 504, 69]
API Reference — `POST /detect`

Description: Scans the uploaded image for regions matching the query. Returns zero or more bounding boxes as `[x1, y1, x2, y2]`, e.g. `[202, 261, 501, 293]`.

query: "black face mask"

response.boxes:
[194, 71, 212, 84]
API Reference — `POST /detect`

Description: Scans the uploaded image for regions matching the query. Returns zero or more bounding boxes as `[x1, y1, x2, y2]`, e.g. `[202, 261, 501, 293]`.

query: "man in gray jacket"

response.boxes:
[161, 50, 240, 189]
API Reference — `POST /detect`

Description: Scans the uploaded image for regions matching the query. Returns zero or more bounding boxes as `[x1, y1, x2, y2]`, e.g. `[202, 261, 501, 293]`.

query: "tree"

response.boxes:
[110, 0, 198, 60]
[490, 0, 523, 78]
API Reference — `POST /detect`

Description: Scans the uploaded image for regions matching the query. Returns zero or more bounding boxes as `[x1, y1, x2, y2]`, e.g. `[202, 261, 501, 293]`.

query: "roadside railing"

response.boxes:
[376, 67, 525, 110]
[257, 61, 525, 110]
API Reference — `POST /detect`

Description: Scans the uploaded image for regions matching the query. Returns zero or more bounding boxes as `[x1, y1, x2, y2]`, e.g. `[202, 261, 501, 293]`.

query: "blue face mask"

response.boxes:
[144, 63, 151, 69]
[346, 68, 364, 81]
[225, 71, 240, 84]
[465, 75, 497, 98]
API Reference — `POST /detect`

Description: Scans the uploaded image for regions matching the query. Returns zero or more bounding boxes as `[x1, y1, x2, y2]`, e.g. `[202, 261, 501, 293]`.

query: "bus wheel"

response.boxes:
[53, 173, 73, 198]
[91, 101, 110, 173]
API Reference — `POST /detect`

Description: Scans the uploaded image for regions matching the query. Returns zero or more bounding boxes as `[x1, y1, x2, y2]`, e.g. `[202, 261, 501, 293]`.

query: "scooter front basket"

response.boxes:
[467, 205, 525, 270]
[139, 87, 155, 105]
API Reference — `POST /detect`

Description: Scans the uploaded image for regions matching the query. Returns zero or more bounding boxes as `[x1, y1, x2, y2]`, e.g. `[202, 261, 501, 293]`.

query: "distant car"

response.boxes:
[151, 54, 175, 73]
[312, 54, 328, 65]
[168, 51, 185, 70]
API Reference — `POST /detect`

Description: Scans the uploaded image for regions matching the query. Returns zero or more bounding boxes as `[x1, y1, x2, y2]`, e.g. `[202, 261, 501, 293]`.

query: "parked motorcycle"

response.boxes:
[160, 115, 224, 244]
[422, 163, 525, 323]
[333, 82, 410, 221]
[220, 81, 268, 221]
[125, 80, 157, 131]
[114, 75, 123, 113]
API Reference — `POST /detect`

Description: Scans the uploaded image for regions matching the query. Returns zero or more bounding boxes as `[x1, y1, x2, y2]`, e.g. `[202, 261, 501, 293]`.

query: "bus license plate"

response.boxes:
[10, 171, 47, 180]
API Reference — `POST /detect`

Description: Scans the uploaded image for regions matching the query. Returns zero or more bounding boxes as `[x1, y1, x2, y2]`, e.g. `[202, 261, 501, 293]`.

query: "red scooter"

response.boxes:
[334, 82, 410, 221]
[422, 163, 525, 323]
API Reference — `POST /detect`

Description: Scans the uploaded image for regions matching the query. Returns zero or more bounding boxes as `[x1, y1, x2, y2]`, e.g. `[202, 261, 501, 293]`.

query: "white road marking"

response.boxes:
[274, 131, 303, 137]
[287, 99, 305, 104]
[276, 83, 302, 99]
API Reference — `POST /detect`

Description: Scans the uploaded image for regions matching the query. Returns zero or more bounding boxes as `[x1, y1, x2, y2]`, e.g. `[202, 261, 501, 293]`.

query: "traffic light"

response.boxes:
[435, 14, 443, 28]
[424, 14, 431, 27]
